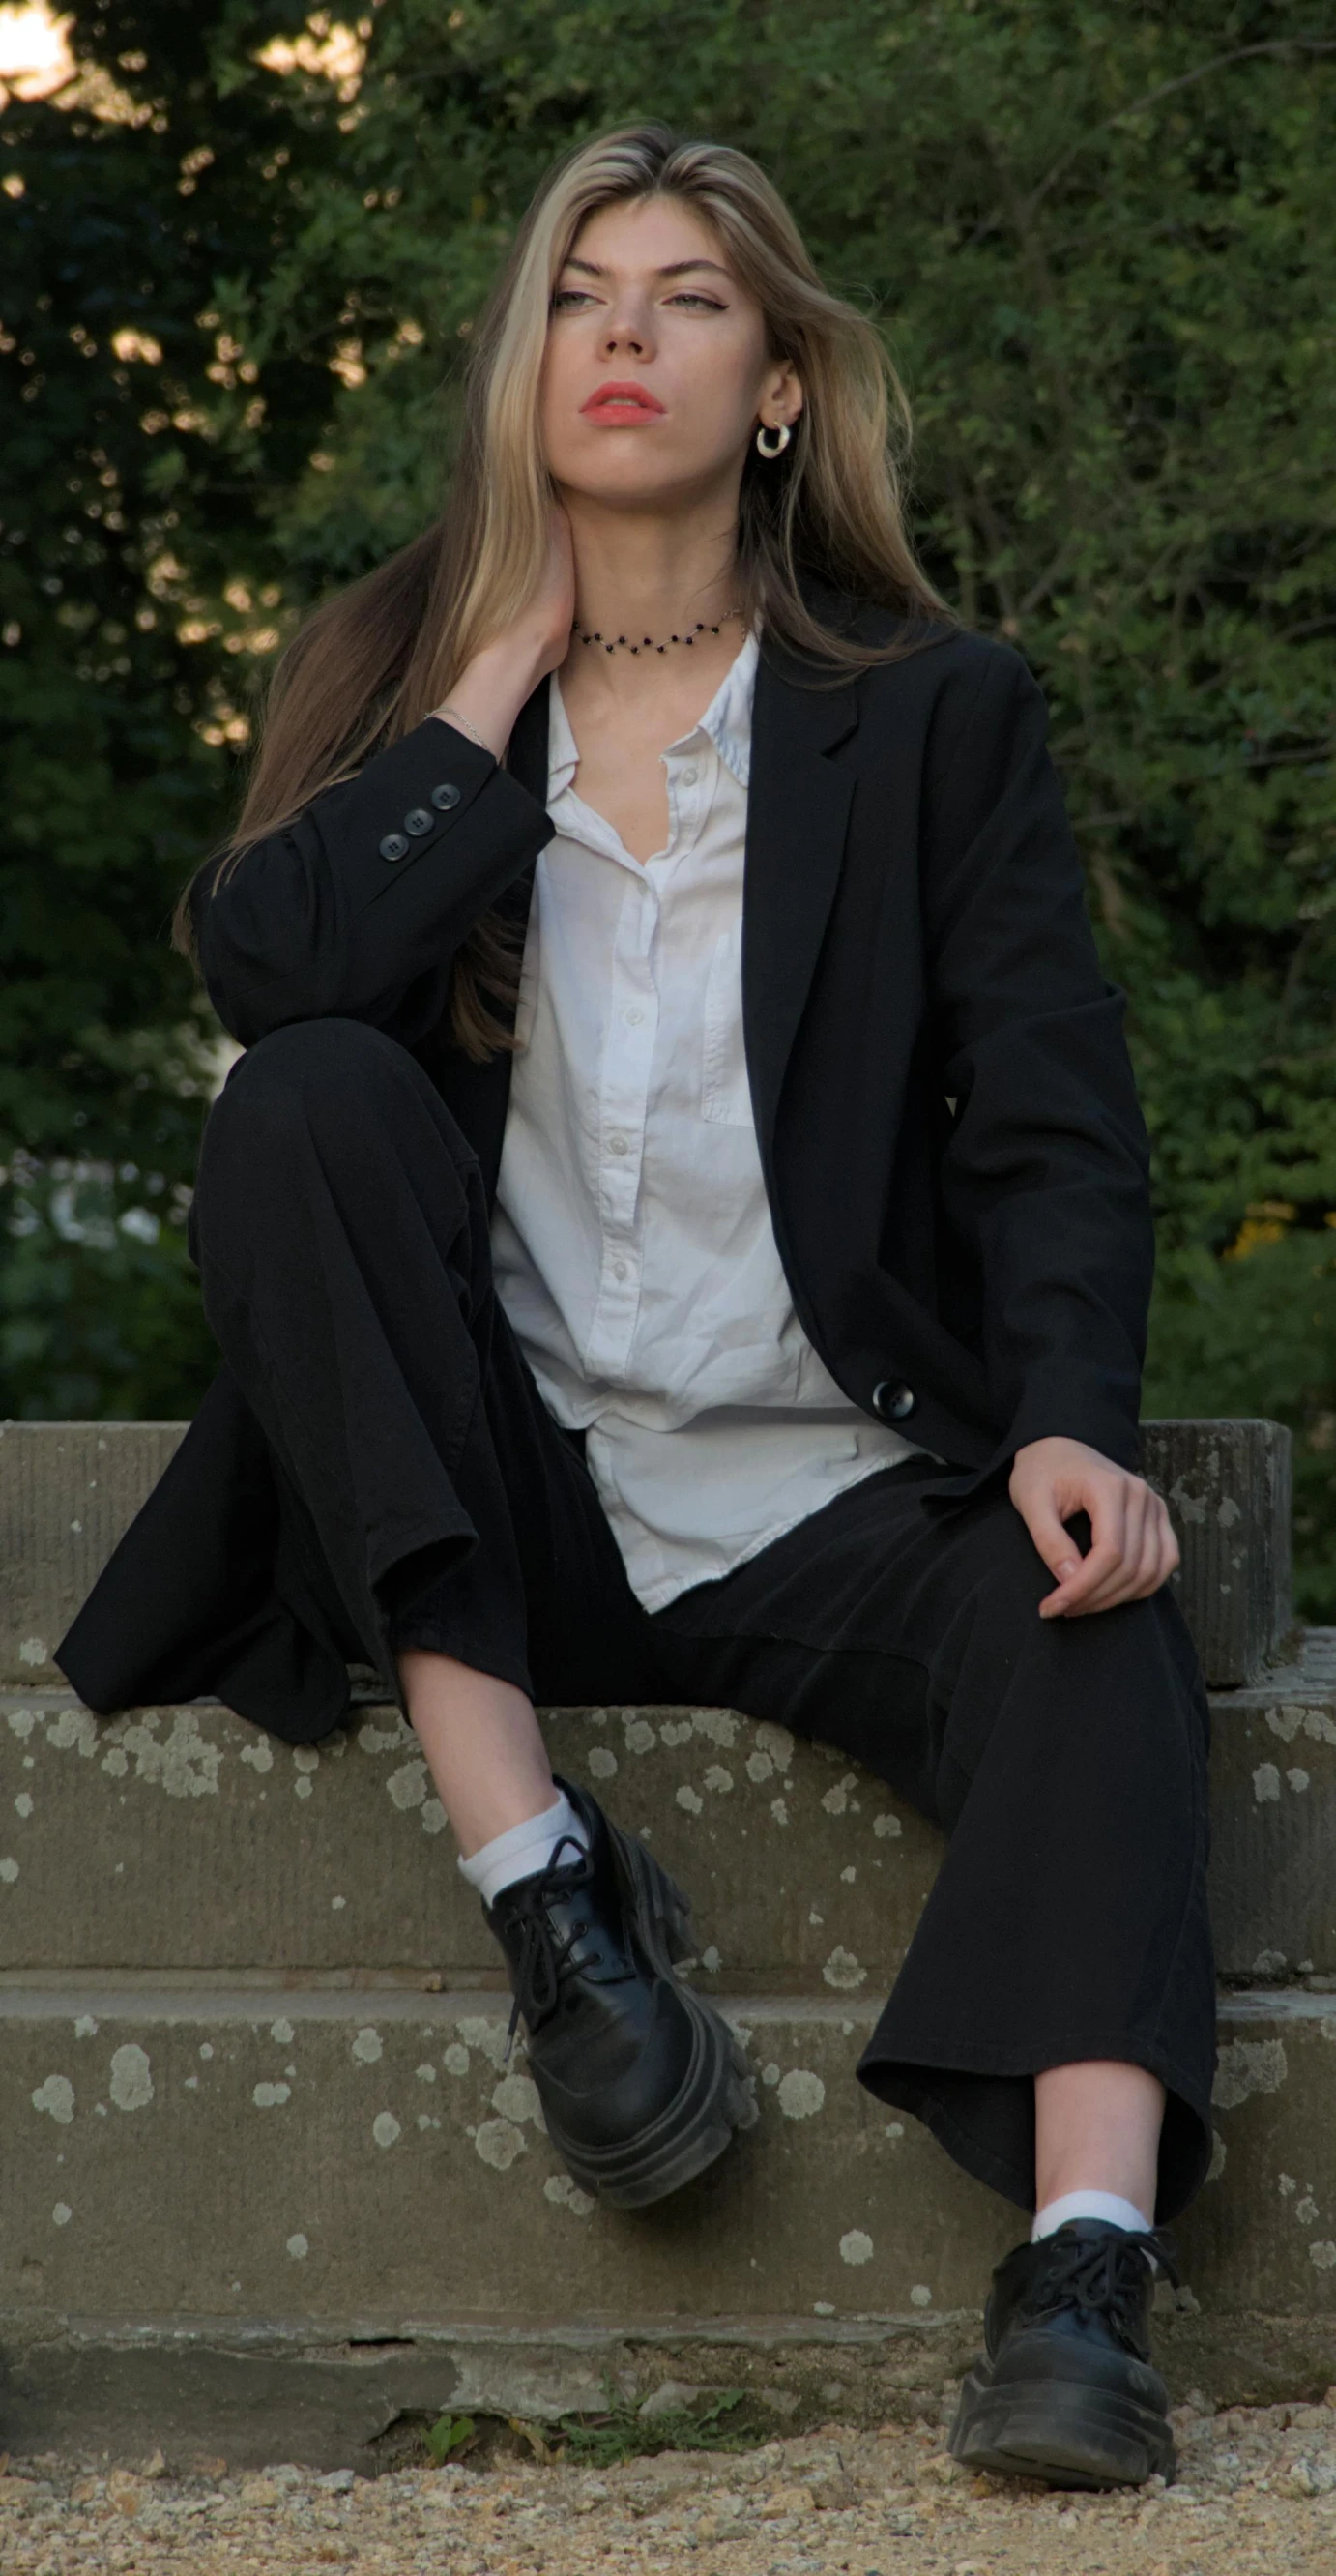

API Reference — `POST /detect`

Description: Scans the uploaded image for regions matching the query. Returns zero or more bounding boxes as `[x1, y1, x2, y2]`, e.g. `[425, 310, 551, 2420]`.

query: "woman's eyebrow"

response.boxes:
[560, 256, 734, 281]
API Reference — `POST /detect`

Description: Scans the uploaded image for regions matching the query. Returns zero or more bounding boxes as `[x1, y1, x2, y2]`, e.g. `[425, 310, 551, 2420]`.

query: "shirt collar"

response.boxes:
[547, 625, 758, 803]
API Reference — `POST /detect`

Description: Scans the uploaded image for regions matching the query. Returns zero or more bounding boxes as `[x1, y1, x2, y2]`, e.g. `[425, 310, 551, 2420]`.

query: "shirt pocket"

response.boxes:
[700, 922, 753, 1126]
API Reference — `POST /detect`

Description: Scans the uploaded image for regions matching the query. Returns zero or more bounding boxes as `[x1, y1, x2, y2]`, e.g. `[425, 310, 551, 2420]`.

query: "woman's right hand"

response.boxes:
[433, 507, 575, 759]
[511, 502, 577, 678]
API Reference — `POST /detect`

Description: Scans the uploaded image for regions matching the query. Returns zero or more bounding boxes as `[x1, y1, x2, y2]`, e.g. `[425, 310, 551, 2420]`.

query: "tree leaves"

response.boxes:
[3, 0, 1334, 1595]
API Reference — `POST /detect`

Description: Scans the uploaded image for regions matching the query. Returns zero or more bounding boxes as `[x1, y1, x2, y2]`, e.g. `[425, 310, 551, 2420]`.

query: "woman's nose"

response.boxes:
[600, 303, 653, 359]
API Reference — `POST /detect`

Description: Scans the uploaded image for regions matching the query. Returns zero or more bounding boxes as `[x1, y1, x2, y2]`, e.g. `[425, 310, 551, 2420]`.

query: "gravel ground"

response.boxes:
[7, 2395, 1336, 2574]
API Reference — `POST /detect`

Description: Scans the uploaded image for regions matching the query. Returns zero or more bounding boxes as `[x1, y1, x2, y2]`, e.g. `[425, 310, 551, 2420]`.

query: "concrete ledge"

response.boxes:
[3, 1987, 1336, 2460]
[0, 2312, 979, 2472]
[9, 2306, 1336, 2470]
[1, 1417, 1296, 1688]
[0, 1986, 1330, 2318]
[0, 1422, 184, 1686]
[0, 1988, 1009, 2325]
[1143, 1417, 1293, 1683]
[6, 1648, 1336, 1982]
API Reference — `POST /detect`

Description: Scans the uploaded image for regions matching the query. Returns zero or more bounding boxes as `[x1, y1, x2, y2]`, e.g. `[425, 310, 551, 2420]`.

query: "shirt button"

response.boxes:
[607, 1134, 629, 1156]
[624, 1006, 645, 1027]
[612, 1259, 628, 1281]
[679, 764, 698, 786]
[379, 833, 410, 862]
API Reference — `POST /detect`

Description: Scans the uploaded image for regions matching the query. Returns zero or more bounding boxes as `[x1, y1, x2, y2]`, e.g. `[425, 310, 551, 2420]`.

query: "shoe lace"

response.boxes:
[1031, 2227, 1180, 2346]
[502, 1832, 595, 2059]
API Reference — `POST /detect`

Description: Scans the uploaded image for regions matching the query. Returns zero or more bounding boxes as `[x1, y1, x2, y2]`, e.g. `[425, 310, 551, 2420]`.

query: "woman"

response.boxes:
[59, 123, 1214, 2490]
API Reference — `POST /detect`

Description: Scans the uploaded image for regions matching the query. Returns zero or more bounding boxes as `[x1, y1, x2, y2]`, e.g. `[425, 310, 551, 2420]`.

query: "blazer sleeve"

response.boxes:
[922, 643, 1154, 1474]
[193, 719, 554, 1049]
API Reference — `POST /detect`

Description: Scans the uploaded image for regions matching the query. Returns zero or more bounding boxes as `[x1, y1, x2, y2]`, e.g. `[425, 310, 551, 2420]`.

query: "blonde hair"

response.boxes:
[179, 121, 951, 1056]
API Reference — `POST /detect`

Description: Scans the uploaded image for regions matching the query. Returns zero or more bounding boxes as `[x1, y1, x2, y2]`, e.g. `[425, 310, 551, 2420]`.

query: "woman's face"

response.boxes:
[539, 194, 801, 512]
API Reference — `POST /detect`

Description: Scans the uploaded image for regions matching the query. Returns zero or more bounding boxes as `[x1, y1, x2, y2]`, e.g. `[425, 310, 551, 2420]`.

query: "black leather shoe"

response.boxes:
[483, 1776, 754, 2210]
[948, 2221, 1178, 2488]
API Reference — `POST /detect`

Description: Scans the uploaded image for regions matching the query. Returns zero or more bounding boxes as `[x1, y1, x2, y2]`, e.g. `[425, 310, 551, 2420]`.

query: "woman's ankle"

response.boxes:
[396, 1648, 555, 1853]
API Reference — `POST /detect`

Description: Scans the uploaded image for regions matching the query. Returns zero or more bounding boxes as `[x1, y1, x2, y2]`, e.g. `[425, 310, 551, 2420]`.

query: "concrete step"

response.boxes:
[2, 1415, 1329, 2465]
[2, 1981, 1335, 2465]
[5, 1645, 1336, 1985]
[0, 1415, 1295, 1689]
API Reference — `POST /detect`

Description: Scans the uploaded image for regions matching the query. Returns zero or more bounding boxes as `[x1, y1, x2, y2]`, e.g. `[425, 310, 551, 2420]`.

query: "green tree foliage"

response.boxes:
[3, 1, 1334, 1602]
[0, 0, 359, 1410]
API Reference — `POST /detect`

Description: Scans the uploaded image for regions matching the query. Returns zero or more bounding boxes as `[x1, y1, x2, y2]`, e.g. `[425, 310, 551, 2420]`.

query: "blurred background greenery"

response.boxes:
[1, 1, 1334, 1606]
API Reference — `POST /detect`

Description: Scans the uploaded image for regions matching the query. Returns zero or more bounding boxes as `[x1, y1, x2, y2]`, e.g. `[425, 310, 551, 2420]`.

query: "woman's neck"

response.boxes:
[560, 490, 741, 659]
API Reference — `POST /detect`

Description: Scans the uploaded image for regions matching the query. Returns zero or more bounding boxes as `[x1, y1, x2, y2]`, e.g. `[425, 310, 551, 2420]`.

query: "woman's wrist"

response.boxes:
[429, 702, 493, 755]
[431, 629, 562, 762]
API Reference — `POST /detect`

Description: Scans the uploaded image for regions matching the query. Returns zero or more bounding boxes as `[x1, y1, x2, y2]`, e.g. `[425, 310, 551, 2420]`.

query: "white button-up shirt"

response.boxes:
[490, 629, 925, 1611]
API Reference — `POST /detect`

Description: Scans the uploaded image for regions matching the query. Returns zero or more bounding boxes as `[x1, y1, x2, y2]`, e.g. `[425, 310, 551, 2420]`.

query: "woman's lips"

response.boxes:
[580, 381, 665, 423]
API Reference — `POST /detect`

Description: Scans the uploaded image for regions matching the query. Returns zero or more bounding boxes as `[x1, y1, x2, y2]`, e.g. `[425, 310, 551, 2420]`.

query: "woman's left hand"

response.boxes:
[1009, 1435, 1179, 1619]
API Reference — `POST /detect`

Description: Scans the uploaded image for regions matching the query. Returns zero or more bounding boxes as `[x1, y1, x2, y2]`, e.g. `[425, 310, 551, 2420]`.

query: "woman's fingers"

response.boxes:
[1039, 1479, 1176, 1619]
[1068, 1478, 1151, 1614]
[1033, 1479, 1126, 1617]
[1009, 1440, 1178, 1621]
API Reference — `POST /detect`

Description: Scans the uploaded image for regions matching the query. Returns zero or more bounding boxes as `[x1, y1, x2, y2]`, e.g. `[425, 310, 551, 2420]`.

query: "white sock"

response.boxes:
[1031, 2189, 1153, 2242]
[458, 1791, 588, 1913]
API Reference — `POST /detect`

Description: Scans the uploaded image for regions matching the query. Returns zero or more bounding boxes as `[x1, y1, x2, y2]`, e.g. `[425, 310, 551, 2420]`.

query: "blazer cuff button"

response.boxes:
[404, 807, 433, 836]
[873, 1378, 915, 1422]
[379, 832, 410, 862]
[430, 781, 462, 810]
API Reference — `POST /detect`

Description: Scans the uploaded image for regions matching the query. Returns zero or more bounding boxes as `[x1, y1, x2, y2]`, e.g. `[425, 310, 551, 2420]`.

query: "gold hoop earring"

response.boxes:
[755, 422, 793, 458]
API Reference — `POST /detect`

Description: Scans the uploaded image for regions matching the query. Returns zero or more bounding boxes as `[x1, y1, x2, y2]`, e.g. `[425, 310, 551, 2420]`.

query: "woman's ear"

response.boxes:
[765, 357, 803, 427]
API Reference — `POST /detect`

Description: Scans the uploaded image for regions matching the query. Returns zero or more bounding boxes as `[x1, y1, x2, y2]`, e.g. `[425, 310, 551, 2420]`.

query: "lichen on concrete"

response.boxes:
[777, 2070, 826, 2121]
[1213, 2037, 1289, 2111]
[474, 2117, 526, 2171]
[108, 2044, 154, 2111]
[544, 2172, 595, 2215]
[386, 1758, 428, 1810]
[32, 2073, 75, 2123]
[823, 1946, 867, 1991]
[491, 2074, 542, 2128]
[106, 1709, 223, 1800]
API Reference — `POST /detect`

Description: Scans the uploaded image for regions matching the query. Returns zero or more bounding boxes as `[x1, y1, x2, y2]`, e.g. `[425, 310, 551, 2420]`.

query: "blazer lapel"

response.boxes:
[507, 674, 550, 803]
[742, 636, 858, 1149]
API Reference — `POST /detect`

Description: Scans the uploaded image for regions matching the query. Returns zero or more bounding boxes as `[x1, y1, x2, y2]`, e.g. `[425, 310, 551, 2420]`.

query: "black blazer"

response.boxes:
[57, 600, 1154, 1741]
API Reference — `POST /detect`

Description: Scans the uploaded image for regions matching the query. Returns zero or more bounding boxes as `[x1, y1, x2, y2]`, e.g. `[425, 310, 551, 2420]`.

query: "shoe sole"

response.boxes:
[948, 2369, 1176, 2490]
[540, 1816, 756, 2212]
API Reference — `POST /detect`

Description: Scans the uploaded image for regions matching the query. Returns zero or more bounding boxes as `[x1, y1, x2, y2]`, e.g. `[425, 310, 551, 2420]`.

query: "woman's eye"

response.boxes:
[551, 287, 726, 312]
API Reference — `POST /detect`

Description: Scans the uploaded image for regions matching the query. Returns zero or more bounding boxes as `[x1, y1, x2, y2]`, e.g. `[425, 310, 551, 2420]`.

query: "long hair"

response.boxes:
[176, 122, 952, 1058]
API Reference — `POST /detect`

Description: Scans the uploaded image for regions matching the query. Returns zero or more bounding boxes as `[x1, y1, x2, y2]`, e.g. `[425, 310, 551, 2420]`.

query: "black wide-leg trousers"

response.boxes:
[194, 1015, 1217, 2220]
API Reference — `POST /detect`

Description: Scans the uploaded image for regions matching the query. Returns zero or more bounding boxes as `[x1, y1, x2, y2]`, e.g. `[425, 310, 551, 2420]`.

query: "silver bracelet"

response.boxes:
[431, 702, 492, 755]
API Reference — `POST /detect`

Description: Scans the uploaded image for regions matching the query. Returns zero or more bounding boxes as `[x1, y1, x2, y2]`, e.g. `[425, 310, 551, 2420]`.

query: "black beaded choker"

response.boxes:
[571, 606, 745, 657]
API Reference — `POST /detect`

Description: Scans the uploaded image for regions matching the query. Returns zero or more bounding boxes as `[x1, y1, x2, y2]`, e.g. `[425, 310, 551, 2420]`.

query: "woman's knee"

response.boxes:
[938, 1495, 1200, 1720]
[208, 1017, 457, 1161]
[197, 1017, 477, 1243]
[221, 1013, 404, 1111]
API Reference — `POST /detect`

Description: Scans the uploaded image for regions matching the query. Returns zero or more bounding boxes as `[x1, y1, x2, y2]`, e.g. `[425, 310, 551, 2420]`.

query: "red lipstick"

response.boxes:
[580, 379, 666, 423]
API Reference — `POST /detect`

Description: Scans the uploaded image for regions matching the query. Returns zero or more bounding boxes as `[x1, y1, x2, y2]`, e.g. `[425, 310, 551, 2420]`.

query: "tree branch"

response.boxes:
[1025, 40, 1336, 218]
